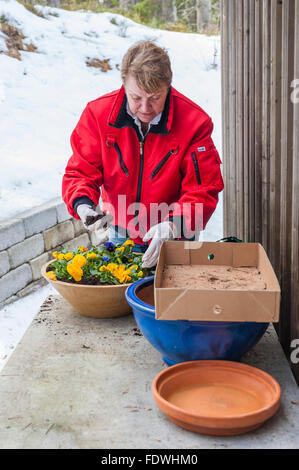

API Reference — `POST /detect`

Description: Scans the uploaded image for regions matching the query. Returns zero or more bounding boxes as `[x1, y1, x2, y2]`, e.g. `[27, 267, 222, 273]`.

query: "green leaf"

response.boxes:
[90, 268, 100, 276]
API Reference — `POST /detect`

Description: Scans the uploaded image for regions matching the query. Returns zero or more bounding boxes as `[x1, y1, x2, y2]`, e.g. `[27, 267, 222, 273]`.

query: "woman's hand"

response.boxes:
[141, 221, 176, 268]
[77, 204, 113, 232]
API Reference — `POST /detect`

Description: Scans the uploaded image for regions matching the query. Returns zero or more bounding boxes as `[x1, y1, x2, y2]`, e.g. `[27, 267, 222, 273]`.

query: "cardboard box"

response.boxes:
[154, 241, 280, 322]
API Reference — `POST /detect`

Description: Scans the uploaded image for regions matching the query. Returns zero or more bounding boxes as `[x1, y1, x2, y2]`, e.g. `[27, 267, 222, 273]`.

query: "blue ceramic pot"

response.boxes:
[125, 276, 269, 366]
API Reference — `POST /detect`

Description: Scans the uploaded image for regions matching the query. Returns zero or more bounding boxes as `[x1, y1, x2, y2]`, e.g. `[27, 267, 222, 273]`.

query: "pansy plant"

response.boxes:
[46, 240, 154, 285]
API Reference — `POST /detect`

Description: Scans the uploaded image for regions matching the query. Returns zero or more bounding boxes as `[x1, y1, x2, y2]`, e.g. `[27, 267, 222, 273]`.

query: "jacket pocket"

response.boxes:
[191, 151, 201, 185]
[150, 146, 179, 180]
[114, 142, 129, 176]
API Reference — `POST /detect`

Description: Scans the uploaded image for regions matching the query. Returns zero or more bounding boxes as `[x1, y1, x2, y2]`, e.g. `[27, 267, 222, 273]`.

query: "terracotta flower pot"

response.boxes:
[152, 360, 281, 436]
[41, 261, 132, 318]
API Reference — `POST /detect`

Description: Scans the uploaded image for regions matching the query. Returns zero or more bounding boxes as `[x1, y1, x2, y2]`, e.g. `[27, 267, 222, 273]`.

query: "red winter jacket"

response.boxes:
[62, 85, 224, 245]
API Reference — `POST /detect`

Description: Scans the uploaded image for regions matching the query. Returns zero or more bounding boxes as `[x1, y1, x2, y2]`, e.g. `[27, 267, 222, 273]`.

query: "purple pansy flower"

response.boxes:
[104, 241, 115, 252]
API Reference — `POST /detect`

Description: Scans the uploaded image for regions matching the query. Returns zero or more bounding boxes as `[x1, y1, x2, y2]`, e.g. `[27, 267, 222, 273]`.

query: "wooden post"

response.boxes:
[228, 0, 236, 237]
[254, 0, 263, 244]
[235, 0, 244, 241]
[221, 0, 229, 237]
[248, 1, 256, 243]
[261, 0, 271, 253]
[270, 0, 282, 276]
[291, 0, 299, 380]
[243, 0, 249, 242]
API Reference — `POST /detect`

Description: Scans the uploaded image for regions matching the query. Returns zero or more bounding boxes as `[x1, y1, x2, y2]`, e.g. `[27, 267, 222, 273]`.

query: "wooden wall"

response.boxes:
[220, 0, 299, 383]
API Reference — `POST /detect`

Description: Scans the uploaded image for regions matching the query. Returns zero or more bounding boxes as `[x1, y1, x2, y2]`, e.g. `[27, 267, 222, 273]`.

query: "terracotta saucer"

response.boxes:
[152, 360, 281, 436]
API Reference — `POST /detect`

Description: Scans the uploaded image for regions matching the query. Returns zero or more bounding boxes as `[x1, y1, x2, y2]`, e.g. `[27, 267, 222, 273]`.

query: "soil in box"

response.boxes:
[162, 265, 267, 290]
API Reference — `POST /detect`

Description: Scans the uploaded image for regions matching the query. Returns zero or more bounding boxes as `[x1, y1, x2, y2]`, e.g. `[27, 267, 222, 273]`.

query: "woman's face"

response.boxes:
[124, 74, 169, 124]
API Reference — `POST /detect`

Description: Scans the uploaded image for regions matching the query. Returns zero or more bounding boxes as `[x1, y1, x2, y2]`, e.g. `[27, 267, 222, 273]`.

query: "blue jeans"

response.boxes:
[108, 226, 148, 253]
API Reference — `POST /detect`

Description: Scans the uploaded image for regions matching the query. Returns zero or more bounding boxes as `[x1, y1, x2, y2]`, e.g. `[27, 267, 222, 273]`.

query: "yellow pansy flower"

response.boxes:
[118, 273, 132, 284]
[106, 263, 118, 273]
[115, 246, 125, 254]
[46, 271, 57, 281]
[114, 266, 126, 276]
[127, 264, 139, 272]
[99, 266, 107, 272]
[123, 240, 134, 247]
[64, 252, 73, 261]
[72, 254, 87, 267]
[138, 271, 143, 277]
[67, 263, 83, 282]
[86, 252, 97, 259]
[52, 251, 58, 259]
[79, 246, 88, 252]
[57, 253, 65, 260]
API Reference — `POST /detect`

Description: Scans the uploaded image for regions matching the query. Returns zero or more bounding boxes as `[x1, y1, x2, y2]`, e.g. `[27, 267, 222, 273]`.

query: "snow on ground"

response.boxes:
[0, 0, 222, 371]
[0, 283, 56, 371]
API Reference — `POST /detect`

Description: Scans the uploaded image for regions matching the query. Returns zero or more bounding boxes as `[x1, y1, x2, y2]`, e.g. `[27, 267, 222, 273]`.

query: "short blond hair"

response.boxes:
[121, 41, 172, 93]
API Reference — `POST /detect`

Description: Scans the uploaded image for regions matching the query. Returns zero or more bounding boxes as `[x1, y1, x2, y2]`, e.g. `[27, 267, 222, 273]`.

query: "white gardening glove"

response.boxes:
[77, 204, 113, 232]
[142, 221, 175, 268]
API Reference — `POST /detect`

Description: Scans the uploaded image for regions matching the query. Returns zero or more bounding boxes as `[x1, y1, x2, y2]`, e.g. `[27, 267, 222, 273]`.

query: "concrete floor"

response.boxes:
[0, 294, 298, 449]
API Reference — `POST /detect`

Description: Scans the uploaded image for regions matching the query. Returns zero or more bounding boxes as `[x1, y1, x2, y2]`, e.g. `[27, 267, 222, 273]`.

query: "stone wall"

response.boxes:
[0, 198, 108, 308]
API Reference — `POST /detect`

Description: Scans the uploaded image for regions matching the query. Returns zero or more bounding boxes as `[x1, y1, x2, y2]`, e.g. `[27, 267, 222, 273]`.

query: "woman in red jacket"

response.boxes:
[62, 41, 224, 267]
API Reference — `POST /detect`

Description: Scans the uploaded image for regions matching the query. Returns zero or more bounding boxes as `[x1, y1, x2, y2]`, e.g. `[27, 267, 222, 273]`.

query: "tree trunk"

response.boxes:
[162, 0, 173, 22]
[172, 0, 178, 23]
[120, 0, 130, 10]
[99, 0, 112, 7]
[196, 0, 211, 31]
[47, 0, 61, 7]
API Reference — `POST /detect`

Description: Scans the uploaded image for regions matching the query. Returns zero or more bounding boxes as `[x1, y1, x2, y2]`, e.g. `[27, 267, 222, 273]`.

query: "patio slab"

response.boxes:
[0, 294, 298, 449]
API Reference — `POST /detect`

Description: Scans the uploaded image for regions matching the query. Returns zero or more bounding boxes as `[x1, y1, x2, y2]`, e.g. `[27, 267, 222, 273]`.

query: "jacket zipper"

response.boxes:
[133, 140, 145, 229]
[191, 151, 201, 185]
[150, 150, 174, 180]
[114, 142, 129, 176]
[136, 141, 144, 204]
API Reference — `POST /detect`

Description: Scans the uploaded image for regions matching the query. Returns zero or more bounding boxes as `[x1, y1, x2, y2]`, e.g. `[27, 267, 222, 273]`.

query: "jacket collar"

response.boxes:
[108, 85, 174, 138]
